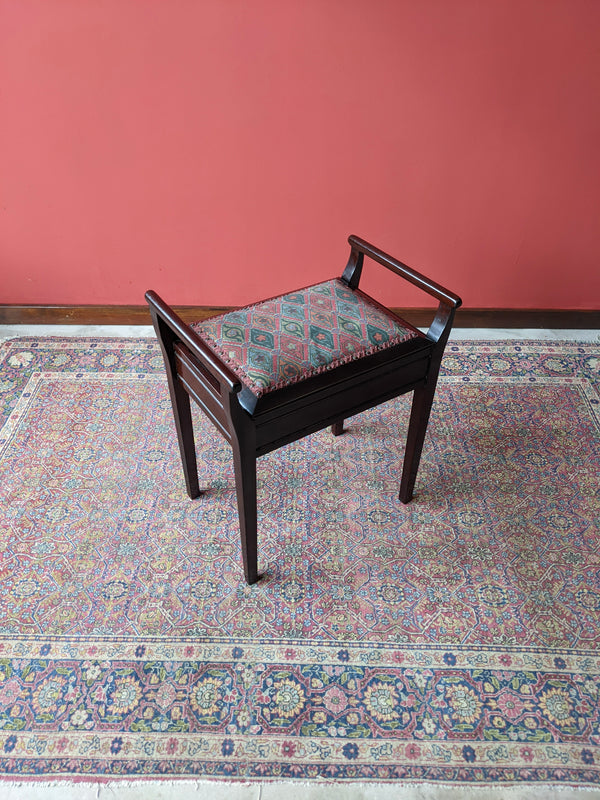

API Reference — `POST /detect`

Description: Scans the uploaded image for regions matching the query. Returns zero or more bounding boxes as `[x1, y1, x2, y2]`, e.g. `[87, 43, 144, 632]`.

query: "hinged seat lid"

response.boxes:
[192, 279, 420, 398]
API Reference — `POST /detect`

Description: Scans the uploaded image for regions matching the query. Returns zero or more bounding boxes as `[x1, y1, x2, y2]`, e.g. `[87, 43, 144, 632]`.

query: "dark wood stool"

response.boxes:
[146, 235, 461, 584]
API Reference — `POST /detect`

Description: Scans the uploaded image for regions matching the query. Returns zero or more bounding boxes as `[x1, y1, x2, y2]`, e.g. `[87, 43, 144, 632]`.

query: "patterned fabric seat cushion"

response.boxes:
[191, 279, 419, 397]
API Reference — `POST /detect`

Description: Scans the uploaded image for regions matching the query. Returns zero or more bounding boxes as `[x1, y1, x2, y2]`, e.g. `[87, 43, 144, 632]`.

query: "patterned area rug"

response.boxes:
[0, 336, 599, 785]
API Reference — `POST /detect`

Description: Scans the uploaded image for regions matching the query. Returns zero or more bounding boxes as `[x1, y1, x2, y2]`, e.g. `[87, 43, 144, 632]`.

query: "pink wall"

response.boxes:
[1, 0, 599, 309]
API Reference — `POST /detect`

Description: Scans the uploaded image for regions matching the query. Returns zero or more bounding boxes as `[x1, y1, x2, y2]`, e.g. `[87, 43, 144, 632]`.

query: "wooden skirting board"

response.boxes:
[0, 305, 599, 328]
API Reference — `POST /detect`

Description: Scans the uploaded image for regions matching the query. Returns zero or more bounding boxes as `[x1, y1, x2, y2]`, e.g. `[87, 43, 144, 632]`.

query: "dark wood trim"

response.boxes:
[0, 305, 230, 325]
[452, 308, 600, 329]
[0, 304, 599, 328]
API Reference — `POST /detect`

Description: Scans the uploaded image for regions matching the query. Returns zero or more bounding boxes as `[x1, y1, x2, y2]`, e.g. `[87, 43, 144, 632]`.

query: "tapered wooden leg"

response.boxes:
[164, 378, 201, 500]
[148, 306, 201, 500]
[331, 421, 344, 436]
[231, 439, 259, 585]
[169, 381, 201, 499]
[399, 383, 436, 504]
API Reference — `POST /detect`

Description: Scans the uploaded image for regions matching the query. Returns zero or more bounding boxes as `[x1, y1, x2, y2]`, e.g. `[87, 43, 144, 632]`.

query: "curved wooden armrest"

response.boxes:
[145, 290, 242, 393]
[344, 235, 462, 308]
[342, 235, 462, 345]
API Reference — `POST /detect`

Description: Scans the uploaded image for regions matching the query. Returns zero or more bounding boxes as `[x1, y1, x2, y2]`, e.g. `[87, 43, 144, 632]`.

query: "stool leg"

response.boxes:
[399, 383, 436, 504]
[331, 421, 344, 436]
[169, 381, 201, 500]
[231, 439, 259, 585]
[148, 307, 201, 500]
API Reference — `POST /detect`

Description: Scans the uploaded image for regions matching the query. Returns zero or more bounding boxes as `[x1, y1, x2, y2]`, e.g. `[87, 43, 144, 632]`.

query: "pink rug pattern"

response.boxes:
[0, 337, 598, 783]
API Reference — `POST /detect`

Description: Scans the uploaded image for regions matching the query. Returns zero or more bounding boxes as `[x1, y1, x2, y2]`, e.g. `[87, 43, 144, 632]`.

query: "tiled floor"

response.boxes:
[1, 324, 599, 342]
[1, 325, 598, 799]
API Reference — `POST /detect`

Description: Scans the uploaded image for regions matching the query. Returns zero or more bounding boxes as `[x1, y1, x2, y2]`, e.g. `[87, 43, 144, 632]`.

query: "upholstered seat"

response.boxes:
[192, 278, 420, 398]
[147, 235, 461, 584]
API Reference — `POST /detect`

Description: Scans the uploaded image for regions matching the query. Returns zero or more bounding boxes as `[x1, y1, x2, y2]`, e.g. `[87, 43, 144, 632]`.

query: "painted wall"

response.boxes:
[1, 0, 599, 309]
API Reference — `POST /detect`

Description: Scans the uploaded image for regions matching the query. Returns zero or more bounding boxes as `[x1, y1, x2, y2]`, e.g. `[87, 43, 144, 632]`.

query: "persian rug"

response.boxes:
[0, 336, 599, 786]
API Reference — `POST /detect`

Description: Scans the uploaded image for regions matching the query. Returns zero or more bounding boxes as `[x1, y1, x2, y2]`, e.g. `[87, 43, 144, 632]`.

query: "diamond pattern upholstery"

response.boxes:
[192, 279, 419, 397]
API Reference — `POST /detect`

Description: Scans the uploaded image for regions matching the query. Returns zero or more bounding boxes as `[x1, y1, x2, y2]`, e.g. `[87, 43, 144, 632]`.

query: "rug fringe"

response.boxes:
[1, 777, 600, 798]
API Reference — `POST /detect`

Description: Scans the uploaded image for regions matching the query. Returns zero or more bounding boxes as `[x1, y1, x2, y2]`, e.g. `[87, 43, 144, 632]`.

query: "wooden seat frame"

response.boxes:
[146, 235, 462, 584]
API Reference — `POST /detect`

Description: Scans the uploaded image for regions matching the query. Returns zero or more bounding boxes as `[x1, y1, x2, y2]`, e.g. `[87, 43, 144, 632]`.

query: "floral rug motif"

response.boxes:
[0, 337, 599, 783]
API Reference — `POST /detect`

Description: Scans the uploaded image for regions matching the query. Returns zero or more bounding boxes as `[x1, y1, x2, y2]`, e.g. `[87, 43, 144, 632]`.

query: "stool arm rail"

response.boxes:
[145, 289, 241, 393]
[342, 235, 462, 346]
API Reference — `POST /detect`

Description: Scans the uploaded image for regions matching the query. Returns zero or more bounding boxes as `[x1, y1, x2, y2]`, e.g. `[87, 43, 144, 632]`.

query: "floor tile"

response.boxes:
[1, 324, 598, 342]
